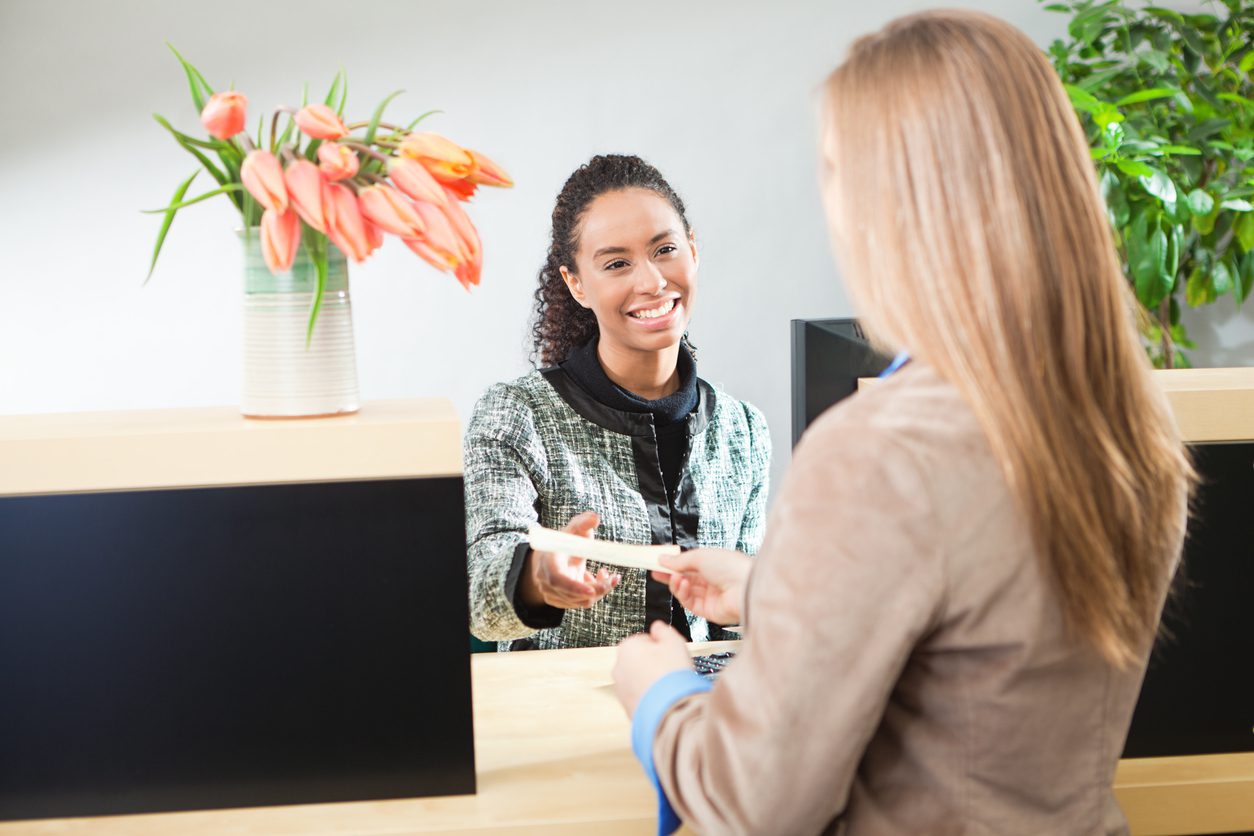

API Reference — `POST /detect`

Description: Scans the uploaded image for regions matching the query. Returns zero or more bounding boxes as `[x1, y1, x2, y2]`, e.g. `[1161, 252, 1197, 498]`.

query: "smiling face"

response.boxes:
[560, 188, 698, 358]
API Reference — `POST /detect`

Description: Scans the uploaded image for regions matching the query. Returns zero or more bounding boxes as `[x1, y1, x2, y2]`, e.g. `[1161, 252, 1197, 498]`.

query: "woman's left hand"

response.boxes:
[612, 621, 694, 717]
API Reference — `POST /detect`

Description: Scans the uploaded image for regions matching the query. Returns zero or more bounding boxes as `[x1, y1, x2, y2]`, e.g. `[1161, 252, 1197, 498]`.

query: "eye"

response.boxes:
[604, 259, 629, 271]
[655, 244, 678, 257]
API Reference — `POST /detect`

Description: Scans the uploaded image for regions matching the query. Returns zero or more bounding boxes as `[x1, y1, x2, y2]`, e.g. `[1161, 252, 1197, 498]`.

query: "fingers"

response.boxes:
[563, 510, 600, 539]
[658, 550, 702, 573]
[545, 566, 620, 610]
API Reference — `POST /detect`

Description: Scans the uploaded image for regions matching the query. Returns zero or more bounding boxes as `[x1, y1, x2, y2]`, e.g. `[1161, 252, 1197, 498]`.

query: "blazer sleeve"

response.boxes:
[734, 402, 771, 556]
[648, 414, 946, 835]
[463, 384, 557, 642]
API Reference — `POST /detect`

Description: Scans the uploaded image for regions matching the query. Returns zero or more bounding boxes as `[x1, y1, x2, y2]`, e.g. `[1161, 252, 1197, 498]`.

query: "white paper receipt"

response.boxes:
[526, 525, 680, 572]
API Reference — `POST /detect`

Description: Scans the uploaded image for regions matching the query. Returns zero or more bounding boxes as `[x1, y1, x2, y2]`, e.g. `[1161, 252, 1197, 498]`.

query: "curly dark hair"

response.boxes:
[531, 154, 693, 367]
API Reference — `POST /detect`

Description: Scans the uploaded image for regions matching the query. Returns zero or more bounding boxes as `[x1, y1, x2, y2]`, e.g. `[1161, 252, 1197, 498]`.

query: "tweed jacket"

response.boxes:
[465, 366, 771, 650]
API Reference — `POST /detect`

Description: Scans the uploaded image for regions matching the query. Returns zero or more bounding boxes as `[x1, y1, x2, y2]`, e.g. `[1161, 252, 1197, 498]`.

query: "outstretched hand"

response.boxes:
[519, 511, 621, 609]
[652, 548, 751, 626]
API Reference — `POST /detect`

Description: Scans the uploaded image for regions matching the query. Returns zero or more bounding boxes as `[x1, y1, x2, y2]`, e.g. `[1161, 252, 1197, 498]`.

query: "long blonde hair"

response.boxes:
[822, 10, 1192, 668]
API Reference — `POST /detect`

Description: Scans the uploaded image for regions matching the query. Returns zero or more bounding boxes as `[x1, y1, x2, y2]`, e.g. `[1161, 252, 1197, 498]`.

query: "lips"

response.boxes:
[628, 298, 676, 320]
[625, 298, 683, 330]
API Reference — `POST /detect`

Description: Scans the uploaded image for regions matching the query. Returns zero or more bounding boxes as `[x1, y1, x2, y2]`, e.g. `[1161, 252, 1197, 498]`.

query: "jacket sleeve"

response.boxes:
[464, 384, 558, 642]
[734, 402, 772, 556]
[648, 413, 946, 835]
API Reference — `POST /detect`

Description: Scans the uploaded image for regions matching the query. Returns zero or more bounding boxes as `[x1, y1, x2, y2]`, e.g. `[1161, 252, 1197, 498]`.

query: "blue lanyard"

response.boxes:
[879, 351, 911, 378]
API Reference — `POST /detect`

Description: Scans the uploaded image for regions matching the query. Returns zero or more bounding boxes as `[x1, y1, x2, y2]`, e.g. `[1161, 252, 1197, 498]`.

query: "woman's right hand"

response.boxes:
[519, 511, 621, 610]
[654, 548, 752, 626]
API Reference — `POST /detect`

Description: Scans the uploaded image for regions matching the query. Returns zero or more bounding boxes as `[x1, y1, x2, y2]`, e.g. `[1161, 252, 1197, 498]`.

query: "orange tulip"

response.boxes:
[404, 236, 457, 273]
[387, 157, 448, 206]
[260, 208, 300, 274]
[295, 103, 349, 140]
[404, 200, 471, 285]
[358, 184, 426, 238]
[468, 150, 513, 188]
[323, 183, 371, 262]
[365, 219, 384, 255]
[200, 91, 248, 140]
[241, 150, 288, 213]
[283, 159, 326, 233]
[443, 178, 478, 202]
[317, 142, 359, 181]
[441, 197, 483, 288]
[399, 132, 475, 184]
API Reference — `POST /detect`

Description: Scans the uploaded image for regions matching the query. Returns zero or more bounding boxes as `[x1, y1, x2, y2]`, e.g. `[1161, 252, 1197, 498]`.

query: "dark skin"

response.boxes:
[517, 188, 701, 610]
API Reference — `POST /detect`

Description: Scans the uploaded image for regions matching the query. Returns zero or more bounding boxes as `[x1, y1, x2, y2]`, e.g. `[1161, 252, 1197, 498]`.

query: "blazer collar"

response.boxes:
[540, 366, 715, 439]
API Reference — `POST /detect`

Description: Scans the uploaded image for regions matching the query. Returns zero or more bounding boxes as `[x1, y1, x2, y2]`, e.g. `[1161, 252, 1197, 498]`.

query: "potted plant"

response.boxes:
[146, 46, 512, 416]
[1042, 0, 1253, 368]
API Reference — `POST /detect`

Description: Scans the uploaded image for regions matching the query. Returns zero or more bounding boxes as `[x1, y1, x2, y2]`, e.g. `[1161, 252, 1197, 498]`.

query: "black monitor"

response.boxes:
[790, 318, 892, 446]
[790, 318, 1254, 759]
[0, 476, 476, 820]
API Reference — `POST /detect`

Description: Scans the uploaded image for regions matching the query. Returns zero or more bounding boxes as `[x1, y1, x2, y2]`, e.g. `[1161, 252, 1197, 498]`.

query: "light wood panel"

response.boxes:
[0, 399, 462, 496]
[860, 366, 1254, 443]
[1115, 752, 1254, 836]
[1155, 366, 1254, 442]
[2, 641, 1248, 834]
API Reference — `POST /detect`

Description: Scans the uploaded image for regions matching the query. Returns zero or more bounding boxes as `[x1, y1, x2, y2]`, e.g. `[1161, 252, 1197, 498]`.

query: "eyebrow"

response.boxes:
[591, 229, 679, 260]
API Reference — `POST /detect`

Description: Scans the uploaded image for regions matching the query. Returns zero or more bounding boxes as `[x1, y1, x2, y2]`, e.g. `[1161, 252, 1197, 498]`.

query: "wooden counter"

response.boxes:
[0, 399, 462, 496]
[3, 641, 1250, 835]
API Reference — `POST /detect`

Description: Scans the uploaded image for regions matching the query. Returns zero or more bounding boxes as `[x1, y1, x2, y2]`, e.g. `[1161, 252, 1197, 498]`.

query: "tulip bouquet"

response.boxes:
[147, 46, 512, 339]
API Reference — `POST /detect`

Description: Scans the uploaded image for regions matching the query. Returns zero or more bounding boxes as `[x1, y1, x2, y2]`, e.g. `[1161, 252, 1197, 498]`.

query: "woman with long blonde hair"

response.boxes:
[611, 10, 1192, 834]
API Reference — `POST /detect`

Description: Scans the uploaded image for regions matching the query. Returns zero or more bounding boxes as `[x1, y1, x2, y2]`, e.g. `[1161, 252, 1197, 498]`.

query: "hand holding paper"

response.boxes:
[527, 525, 681, 573]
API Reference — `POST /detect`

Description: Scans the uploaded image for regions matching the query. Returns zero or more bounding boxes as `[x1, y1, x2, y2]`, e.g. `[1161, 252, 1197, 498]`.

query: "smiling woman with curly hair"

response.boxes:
[463, 154, 771, 651]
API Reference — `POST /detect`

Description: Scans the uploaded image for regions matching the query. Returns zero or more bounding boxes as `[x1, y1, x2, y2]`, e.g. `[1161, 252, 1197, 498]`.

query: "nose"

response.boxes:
[634, 261, 667, 296]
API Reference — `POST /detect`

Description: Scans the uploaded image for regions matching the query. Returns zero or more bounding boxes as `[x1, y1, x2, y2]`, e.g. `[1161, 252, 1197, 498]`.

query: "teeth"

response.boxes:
[630, 299, 676, 319]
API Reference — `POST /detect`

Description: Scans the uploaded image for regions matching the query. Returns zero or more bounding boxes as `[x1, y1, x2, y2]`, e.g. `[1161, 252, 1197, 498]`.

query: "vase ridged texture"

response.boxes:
[240, 232, 360, 417]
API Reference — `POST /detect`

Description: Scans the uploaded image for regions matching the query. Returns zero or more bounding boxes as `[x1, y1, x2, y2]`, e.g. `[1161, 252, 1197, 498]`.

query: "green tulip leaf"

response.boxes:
[303, 230, 329, 347]
[404, 109, 443, 133]
[145, 169, 199, 283]
[140, 183, 244, 214]
[152, 113, 229, 187]
[167, 43, 214, 113]
[365, 89, 404, 146]
[324, 70, 342, 109]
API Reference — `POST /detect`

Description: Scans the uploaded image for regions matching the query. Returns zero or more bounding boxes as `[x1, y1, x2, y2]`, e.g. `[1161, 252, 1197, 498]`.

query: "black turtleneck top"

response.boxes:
[557, 336, 698, 638]
[560, 337, 698, 498]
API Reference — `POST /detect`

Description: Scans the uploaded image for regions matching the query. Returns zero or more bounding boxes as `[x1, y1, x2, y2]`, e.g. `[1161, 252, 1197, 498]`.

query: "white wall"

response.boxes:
[2, 0, 1250, 492]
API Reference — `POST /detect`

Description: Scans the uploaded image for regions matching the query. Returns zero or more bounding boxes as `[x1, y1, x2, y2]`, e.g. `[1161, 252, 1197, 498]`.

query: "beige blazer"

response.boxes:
[653, 363, 1183, 835]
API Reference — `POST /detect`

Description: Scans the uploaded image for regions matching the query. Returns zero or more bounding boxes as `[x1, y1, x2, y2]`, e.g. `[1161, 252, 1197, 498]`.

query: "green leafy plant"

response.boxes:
[1042, 0, 1254, 367]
